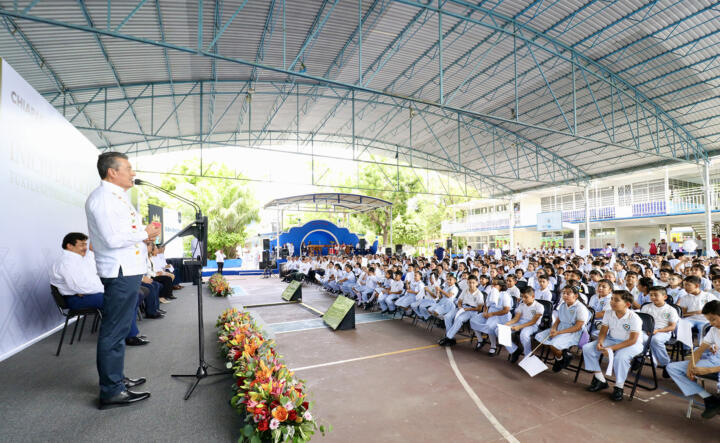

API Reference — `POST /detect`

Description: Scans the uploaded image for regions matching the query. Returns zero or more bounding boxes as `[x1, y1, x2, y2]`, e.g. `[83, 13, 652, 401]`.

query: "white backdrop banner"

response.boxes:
[0, 58, 99, 360]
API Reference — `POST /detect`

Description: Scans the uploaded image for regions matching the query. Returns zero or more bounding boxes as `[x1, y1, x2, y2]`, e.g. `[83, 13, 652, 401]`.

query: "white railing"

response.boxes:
[444, 186, 720, 234]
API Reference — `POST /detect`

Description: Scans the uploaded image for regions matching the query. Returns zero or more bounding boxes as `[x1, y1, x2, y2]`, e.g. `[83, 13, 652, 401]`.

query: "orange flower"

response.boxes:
[272, 405, 289, 422]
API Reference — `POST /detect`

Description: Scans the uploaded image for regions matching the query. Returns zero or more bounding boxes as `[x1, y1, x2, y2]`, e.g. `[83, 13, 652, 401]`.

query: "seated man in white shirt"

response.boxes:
[50, 232, 148, 346]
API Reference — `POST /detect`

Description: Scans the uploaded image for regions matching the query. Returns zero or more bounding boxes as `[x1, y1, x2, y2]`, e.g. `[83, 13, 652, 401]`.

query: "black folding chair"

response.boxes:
[532, 300, 555, 362]
[50, 285, 102, 356]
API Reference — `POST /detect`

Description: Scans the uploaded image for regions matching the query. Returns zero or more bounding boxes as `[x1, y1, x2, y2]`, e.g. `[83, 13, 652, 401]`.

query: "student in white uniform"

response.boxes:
[470, 278, 512, 355]
[535, 286, 589, 372]
[588, 279, 613, 338]
[379, 271, 404, 313]
[640, 286, 679, 377]
[666, 273, 686, 303]
[438, 275, 484, 347]
[667, 300, 720, 419]
[678, 275, 718, 335]
[583, 290, 644, 401]
[427, 274, 459, 318]
[534, 274, 553, 302]
[395, 272, 425, 314]
[504, 286, 544, 363]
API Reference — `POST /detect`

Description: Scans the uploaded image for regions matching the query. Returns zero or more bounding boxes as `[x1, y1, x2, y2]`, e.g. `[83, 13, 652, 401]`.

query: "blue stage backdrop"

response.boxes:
[271, 220, 362, 256]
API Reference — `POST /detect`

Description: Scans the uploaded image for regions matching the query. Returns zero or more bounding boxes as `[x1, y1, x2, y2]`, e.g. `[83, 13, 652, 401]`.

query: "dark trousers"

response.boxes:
[217, 262, 224, 274]
[98, 270, 142, 399]
[152, 275, 174, 299]
[65, 292, 140, 338]
[141, 281, 161, 315]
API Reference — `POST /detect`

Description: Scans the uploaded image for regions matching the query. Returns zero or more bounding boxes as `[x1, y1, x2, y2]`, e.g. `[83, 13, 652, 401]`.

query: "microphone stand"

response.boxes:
[135, 179, 230, 400]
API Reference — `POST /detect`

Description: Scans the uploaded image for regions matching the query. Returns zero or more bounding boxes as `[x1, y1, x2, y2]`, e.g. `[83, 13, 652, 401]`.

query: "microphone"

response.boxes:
[134, 178, 202, 217]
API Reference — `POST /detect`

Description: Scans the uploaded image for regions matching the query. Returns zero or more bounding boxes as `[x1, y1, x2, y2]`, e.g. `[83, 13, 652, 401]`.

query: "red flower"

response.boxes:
[288, 410, 298, 421]
[302, 402, 309, 410]
[257, 419, 269, 431]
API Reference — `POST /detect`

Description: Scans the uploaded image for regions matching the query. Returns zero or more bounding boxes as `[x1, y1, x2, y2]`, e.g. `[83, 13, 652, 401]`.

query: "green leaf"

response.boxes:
[249, 435, 261, 443]
[242, 424, 254, 437]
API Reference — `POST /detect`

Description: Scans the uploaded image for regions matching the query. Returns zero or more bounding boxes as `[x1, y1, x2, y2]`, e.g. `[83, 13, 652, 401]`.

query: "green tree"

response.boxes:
[341, 164, 423, 247]
[139, 160, 260, 258]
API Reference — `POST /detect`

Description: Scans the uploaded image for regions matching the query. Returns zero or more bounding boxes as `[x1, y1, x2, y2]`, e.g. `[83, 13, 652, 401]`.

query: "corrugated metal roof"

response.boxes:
[1, 0, 719, 196]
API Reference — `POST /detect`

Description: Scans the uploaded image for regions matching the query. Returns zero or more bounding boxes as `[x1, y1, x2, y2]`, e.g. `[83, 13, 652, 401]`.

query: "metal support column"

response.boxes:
[389, 206, 393, 250]
[584, 185, 591, 250]
[509, 199, 515, 256]
[704, 161, 713, 257]
[276, 209, 281, 261]
[664, 166, 670, 215]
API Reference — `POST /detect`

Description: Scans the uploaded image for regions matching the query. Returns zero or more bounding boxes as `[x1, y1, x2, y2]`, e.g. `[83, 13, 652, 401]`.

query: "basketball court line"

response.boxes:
[291, 340, 471, 372]
[446, 347, 520, 443]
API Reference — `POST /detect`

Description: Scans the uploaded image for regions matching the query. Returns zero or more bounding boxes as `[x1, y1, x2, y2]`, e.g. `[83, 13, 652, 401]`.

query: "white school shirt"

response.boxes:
[409, 280, 426, 301]
[458, 288, 484, 308]
[666, 287, 686, 304]
[534, 287, 553, 302]
[640, 303, 679, 330]
[50, 250, 105, 295]
[215, 251, 225, 263]
[702, 327, 720, 351]
[85, 181, 149, 278]
[506, 286, 521, 299]
[389, 279, 405, 294]
[441, 284, 459, 301]
[516, 300, 544, 326]
[678, 292, 719, 321]
[602, 309, 642, 344]
[589, 294, 612, 315]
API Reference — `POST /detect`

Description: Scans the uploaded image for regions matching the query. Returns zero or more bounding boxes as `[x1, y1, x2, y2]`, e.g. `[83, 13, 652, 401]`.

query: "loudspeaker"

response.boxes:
[359, 238, 367, 249]
[263, 238, 270, 250]
[395, 244, 402, 253]
[446, 238, 453, 249]
[385, 247, 392, 256]
[262, 250, 270, 263]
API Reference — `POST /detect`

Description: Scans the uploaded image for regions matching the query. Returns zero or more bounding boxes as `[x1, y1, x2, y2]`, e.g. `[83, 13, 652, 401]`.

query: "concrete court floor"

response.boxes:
[228, 275, 720, 442]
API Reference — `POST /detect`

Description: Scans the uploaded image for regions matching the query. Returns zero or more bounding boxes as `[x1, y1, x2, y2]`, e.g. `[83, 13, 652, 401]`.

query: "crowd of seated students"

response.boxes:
[280, 246, 720, 418]
[50, 232, 184, 346]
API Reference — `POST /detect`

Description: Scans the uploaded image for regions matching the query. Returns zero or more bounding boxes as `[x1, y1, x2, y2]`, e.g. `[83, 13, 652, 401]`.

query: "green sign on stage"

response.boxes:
[322, 296, 356, 330]
[282, 280, 302, 301]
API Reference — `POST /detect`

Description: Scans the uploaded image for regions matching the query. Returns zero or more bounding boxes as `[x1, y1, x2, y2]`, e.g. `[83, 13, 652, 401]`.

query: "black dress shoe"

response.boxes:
[157, 308, 167, 314]
[552, 358, 564, 372]
[487, 348, 498, 357]
[610, 387, 624, 401]
[99, 390, 150, 409]
[702, 395, 720, 419]
[562, 351, 573, 369]
[123, 377, 147, 388]
[662, 367, 670, 379]
[125, 336, 150, 346]
[510, 348, 523, 363]
[167, 294, 177, 300]
[587, 377, 609, 392]
[145, 312, 164, 319]
[438, 337, 448, 345]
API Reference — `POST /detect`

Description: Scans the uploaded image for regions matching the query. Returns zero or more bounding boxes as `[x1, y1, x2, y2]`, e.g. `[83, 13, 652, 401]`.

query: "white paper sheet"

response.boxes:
[605, 348, 614, 376]
[519, 355, 548, 377]
[677, 318, 694, 349]
[361, 257, 368, 267]
[497, 324, 512, 347]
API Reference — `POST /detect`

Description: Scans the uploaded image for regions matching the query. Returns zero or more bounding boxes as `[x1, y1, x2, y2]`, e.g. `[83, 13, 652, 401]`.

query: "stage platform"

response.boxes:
[1, 277, 719, 442]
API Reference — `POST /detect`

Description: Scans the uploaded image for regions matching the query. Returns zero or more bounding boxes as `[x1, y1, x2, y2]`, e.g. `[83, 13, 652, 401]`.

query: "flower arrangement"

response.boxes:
[208, 273, 233, 297]
[217, 308, 328, 442]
